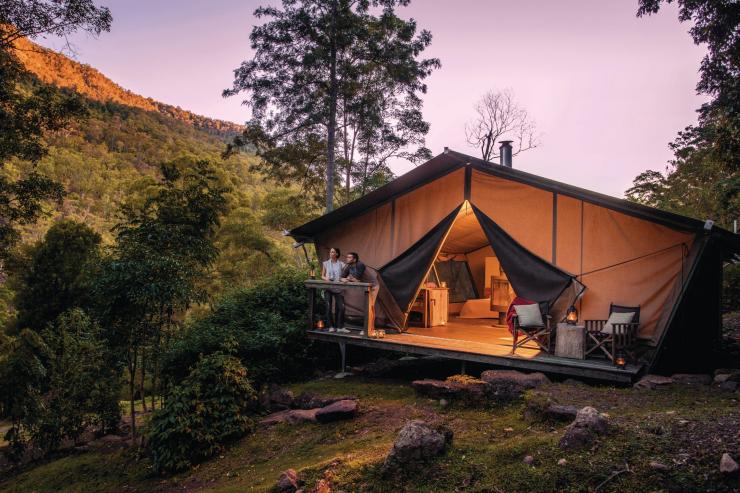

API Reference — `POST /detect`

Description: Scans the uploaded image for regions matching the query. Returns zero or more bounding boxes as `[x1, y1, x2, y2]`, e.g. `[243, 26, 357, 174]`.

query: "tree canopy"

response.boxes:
[225, 0, 439, 211]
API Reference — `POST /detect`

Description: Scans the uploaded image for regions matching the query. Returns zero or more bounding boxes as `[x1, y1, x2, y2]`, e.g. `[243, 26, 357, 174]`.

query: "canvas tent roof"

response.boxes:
[290, 149, 740, 253]
[290, 149, 740, 353]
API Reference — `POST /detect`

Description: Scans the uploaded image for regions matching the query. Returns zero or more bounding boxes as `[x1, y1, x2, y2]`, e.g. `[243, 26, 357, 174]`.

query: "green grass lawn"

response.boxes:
[1, 377, 737, 492]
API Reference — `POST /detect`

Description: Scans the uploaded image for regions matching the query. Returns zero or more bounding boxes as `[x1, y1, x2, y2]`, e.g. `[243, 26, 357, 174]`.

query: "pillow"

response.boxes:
[602, 311, 635, 334]
[514, 303, 544, 327]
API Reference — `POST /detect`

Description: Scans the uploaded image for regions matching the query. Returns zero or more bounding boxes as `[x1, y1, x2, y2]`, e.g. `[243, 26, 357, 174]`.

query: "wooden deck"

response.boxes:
[308, 317, 642, 383]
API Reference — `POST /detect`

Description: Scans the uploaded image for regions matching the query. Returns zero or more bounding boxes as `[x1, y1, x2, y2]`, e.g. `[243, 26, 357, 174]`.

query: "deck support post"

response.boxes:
[460, 360, 467, 375]
[339, 341, 347, 372]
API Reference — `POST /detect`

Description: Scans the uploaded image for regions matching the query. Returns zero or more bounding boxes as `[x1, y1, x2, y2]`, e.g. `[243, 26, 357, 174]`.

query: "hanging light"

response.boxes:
[565, 305, 578, 325]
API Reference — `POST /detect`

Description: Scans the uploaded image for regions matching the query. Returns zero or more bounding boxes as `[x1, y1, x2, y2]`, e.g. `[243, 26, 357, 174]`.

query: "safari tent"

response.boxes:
[290, 148, 740, 382]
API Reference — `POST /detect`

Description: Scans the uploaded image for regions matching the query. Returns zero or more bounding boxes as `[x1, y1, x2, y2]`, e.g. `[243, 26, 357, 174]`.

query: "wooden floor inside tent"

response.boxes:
[388, 317, 541, 359]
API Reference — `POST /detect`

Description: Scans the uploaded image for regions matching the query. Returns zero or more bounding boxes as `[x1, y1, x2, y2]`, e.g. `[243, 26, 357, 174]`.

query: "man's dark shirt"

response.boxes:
[343, 261, 365, 280]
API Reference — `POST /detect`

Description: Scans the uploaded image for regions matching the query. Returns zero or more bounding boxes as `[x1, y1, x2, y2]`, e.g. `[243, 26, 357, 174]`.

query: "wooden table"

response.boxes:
[555, 323, 586, 359]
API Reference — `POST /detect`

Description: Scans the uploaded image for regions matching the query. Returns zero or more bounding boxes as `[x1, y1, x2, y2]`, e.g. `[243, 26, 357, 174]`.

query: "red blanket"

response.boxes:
[506, 296, 536, 336]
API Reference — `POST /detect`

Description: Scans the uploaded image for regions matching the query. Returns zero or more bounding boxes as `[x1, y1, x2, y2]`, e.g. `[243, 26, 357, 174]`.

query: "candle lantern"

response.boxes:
[315, 319, 325, 330]
[565, 305, 578, 325]
[615, 354, 627, 369]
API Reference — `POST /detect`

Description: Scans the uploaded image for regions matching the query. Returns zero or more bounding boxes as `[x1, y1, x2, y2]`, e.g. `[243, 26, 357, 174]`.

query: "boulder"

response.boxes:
[383, 420, 453, 473]
[260, 385, 295, 411]
[275, 469, 300, 492]
[411, 377, 488, 404]
[315, 399, 358, 423]
[671, 374, 712, 386]
[523, 393, 579, 422]
[718, 380, 738, 392]
[559, 406, 610, 450]
[260, 409, 318, 426]
[634, 374, 673, 390]
[293, 392, 356, 410]
[720, 453, 738, 474]
[480, 370, 550, 401]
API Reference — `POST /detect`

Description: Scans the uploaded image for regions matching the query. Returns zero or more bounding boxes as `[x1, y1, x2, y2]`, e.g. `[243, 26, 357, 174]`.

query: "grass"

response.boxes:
[0, 377, 737, 492]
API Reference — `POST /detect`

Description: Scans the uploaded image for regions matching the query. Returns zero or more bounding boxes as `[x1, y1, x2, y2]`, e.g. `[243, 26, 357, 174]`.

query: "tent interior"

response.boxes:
[403, 203, 535, 352]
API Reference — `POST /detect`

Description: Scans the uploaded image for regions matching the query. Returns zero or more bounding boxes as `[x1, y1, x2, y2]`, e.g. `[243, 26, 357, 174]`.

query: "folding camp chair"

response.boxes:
[512, 301, 552, 354]
[585, 304, 640, 363]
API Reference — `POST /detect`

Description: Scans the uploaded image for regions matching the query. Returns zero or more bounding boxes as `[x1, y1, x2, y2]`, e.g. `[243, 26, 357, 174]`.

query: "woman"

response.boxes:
[321, 247, 345, 330]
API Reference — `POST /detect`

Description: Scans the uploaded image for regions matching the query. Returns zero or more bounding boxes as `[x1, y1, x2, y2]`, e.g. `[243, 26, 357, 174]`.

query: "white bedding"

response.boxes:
[458, 298, 501, 319]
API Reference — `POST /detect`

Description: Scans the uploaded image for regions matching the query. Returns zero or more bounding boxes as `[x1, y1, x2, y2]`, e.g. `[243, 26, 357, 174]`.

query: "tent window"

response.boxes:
[432, 260, 478, 303]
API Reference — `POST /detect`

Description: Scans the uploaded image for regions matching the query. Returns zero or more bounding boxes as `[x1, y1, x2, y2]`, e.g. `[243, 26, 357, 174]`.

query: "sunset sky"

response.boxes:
[37, 0, 708, 198]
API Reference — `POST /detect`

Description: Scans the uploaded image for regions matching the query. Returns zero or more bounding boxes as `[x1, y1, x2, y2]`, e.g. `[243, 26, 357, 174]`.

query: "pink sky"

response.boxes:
[38, 0, 707, 198]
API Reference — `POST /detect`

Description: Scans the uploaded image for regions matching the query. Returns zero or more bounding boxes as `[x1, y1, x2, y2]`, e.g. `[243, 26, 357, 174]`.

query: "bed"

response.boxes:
[458, 298, 501, 319]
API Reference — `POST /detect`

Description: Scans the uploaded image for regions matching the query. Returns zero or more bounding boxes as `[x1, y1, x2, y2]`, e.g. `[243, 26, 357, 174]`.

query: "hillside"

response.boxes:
[0, 38, 304, 327]
[13, 37, 243, 137]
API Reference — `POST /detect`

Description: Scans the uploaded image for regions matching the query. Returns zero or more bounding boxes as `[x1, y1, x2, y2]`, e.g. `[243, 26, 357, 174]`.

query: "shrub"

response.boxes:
[0, 309, 121, 460]
[147, 353, 256, 473]
[161, 268, 312, 387]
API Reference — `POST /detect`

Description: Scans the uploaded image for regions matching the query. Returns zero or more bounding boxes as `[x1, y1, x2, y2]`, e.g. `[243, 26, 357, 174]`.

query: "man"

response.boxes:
[341, 252, 365, 282]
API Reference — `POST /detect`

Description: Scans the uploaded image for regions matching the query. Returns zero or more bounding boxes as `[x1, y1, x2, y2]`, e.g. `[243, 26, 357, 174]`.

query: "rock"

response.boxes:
[671, 373, 712, 385]
[439, 399, 449, 409]
[333, 372, 353, 379]
[412, 377, 488, 404]
[718, 381, 738, 392]
[714, 373, 732, 384]
[559, 406, 609, 450]
[276, 469, 300, 492]
[557, 458, 567, 466]
[315, 399, 358, 423]
[260, 385, 295, 411]
[649, 461, 670, 471]
[293, 393, 356, 410]
[720, 453, 738, 474]
[383, 420, 453, 473]
[677, 419, 689, 427]
[634, 374, 673, 390]
[524, 393, 579, 423]
[523, 455, 534, 466]
[479, 370, 550, 402]
[314, 479, 332, 493]
[714, 369, 740, 382]
[260, 409, 318, 426]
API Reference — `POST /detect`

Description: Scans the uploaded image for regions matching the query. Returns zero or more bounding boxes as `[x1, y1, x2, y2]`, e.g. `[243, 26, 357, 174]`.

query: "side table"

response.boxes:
[555, 323, 586, 359]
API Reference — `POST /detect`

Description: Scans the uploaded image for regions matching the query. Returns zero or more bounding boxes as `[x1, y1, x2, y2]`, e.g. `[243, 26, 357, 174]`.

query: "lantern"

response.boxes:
[565, 305, 578, 325]
[315, 319, 325, 330]
[615, 354, 626, 369]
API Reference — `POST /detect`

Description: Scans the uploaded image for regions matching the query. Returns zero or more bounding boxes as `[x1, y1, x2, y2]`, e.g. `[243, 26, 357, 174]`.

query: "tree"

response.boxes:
[637, 0, 738, 174]
[0, 309, 119, 461]
[0, 1, 111, 263]
[93, 158, 229, 440]
[11, 219, 101, 333]
[225, 0, 439, 212]
[465, 89, 539, 162]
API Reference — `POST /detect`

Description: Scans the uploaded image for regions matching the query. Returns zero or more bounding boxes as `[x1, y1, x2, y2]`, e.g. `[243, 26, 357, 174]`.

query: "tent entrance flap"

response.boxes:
[470, 205, 584, 320]
[377, 201, 585, 329]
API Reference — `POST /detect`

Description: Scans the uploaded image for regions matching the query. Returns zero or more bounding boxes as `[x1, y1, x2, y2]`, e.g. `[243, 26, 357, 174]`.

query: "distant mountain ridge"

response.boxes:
[14, 37, 243, 137]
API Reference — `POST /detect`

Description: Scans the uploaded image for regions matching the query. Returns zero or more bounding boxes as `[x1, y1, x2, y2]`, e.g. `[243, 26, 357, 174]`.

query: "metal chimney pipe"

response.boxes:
[499, 140, 513, 167]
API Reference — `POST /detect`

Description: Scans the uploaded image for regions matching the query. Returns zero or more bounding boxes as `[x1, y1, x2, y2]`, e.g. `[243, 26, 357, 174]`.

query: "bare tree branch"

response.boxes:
[465, 89, 541, 162]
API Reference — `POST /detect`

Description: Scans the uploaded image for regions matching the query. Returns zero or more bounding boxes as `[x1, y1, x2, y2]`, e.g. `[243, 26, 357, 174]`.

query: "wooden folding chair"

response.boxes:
[512, 301, 552, 354]
[585, 303, 640, 363]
